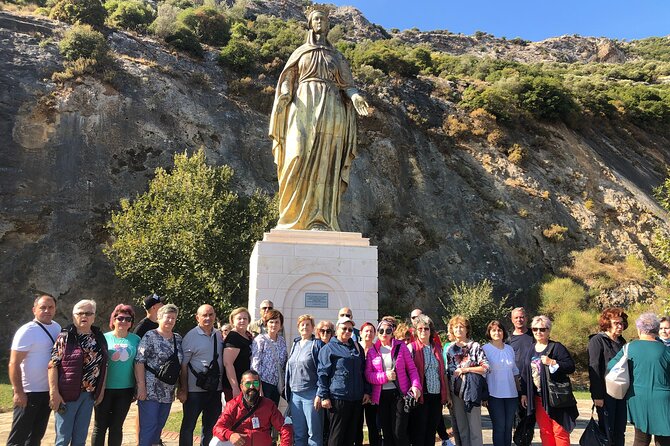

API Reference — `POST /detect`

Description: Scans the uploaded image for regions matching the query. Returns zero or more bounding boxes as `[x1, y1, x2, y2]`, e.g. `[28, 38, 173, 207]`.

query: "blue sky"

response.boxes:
[329, 0, 670, 42]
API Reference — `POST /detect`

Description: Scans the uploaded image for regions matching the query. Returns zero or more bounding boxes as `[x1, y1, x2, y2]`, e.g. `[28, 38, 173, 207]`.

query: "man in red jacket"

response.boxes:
[212, 370, 292, 446]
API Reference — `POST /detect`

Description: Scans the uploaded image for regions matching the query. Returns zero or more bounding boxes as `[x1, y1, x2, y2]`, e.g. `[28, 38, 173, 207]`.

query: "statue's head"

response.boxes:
[305, 4, 331, 34]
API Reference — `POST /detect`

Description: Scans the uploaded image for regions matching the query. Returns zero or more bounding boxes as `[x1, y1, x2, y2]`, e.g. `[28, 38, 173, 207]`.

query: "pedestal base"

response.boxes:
[248, 229, 378, 342]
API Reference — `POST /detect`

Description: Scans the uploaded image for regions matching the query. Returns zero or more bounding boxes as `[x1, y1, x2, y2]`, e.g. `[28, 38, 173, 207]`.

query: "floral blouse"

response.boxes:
[135, 330, 183, 403]
[251, 334, 288, 386]
[51, 331, 104, 393]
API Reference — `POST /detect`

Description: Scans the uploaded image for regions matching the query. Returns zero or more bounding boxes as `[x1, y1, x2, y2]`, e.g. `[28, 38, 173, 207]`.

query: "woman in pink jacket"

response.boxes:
[365, 316, 421, 446]
[409, 314, 452, 446]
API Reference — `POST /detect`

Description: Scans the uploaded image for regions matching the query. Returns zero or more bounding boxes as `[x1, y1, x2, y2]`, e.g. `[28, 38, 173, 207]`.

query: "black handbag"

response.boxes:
[189, 335, 220, 391]
[513, 412, 535, 446]
[579, 406, 610, 446]
[146, 335, 181, 385]
[545, 343, 577, 409]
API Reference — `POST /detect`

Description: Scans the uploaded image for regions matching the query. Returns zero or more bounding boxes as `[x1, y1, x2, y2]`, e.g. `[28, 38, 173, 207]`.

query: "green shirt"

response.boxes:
[105, 332, 141, 389]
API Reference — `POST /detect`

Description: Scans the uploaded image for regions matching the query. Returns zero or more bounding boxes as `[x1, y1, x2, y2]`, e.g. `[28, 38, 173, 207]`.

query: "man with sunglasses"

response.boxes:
[337, 307, 360, 343]
[212, 370, 293, 446]
[7, 293, 61, 446]
[249, 300, 284, 338]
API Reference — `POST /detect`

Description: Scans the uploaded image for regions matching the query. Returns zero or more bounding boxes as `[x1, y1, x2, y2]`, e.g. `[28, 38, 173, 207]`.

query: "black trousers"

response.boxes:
[91, 388, 135, 446]
[379, 389, 410, 446]
[328, 399, 363, 446]
[410, 393, 443, 446]
[355, 402, 381, 446]
[7, 392, 52, 446]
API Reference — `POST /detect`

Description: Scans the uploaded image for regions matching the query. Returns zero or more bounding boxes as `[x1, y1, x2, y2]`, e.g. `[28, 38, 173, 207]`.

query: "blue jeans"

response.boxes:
[289, 388, 323, 446]
[179, 391, 222, 446]
[597, 394, 627, 446]
[55, 392, 95, 446]
[138, 400, 172, 446]
[487, 397, 517, 446]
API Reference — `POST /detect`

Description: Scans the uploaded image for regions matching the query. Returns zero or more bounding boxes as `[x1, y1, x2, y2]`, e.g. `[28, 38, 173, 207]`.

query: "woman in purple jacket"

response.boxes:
[365, 316, 421, 446]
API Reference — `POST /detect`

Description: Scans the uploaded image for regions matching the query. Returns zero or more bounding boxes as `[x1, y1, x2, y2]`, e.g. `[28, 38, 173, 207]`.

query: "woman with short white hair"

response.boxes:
[49, 299, 108, 446]
[608, 312, 670, 446]
[135, 303, 183, 446]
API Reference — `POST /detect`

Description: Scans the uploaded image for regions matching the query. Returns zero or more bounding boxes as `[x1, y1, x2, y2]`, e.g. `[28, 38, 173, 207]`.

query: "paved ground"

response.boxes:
[0, 398, 635, 445]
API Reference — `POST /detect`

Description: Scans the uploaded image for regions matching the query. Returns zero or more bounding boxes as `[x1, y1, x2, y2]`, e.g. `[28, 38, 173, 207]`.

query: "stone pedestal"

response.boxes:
[248, 229, 378, 342]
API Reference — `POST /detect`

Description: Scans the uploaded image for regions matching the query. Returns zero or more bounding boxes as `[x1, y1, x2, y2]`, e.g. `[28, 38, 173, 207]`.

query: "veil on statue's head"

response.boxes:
[305, 4, 333, 46]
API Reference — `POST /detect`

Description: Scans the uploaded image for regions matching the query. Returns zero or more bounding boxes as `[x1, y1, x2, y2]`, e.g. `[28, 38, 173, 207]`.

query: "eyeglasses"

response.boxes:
[75, 311, 94, 317]
[417, 327, 430, 331]
[532, 327, 548, 333]
[379, 328, 394, 335]
[339, 314, 352, 318]
[242, 380, 260, 389]
[115, 316, 133, 323]
[261, 306, 273, 311]
[319, 328, 333, 334]
[611, 321, 624, 326]
[340, 327, 354, 333]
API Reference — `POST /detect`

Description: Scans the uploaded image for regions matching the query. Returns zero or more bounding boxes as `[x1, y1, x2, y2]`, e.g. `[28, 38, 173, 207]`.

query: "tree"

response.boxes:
[50, 0, 107, 27]
[105, 149, 277, 332]
[438, 279, 512, 342]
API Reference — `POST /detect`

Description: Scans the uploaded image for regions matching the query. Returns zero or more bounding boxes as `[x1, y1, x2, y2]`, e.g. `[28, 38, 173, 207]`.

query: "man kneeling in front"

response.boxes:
[211, 370, 293, 446]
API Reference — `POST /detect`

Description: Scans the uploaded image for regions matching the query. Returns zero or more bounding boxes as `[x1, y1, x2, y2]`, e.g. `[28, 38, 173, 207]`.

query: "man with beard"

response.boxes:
[212, 370, 293, 446]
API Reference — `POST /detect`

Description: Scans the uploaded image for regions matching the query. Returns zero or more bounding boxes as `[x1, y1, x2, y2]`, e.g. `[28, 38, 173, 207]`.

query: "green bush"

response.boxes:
[58, 24, 109, 61]
[50, 0, 106, 27]
[149, 3, 180, 38]
[104, 149, 277, 334]
[178, 6, 230, 46]
[439, 279, 512, 342]
[343, 39, 422, 77]
[105, 0, 155, 32]
[252, 16, 304, 63]
[165, 27, 203, 57]
[219, 37, 257, 71]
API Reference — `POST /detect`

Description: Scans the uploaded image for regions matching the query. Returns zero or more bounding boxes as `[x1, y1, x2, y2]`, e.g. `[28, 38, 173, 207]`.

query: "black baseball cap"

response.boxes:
[143, 293, 164, 310]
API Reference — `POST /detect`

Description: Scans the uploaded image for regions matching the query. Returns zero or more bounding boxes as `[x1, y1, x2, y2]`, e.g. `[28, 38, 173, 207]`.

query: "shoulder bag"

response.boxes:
[189, 335, 220, 391]
[146, 335, 181, 385]
[544, 343, 577, 408]
[605, 343, 629, 400]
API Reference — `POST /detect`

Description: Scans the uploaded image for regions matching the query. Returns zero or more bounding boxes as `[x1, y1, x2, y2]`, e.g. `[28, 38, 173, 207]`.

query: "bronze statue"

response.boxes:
[269, 5, 370, 231]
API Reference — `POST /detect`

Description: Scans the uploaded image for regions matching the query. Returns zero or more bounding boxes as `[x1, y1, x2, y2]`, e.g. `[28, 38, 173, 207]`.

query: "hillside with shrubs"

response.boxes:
[1, 0, 670, 363]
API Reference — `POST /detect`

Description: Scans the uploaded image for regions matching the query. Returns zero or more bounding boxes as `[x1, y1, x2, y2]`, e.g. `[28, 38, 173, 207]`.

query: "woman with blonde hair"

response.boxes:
[222, 307, 253, 400]
[445, 315, 489, 446]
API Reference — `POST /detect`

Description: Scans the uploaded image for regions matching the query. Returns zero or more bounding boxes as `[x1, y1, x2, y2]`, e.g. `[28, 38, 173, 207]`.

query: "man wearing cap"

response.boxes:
[338, 307, 360, 343]
[7, 293, 61, 446]
[249, 300, 284, 338]
[134, 294, 164, 339]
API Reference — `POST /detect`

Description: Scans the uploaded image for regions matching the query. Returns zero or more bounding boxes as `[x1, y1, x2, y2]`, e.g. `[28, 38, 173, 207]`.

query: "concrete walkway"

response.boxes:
[0, 399, 634, 445]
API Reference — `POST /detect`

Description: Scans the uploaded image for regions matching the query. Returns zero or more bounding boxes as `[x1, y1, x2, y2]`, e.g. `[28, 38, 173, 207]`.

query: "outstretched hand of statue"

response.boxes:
[276, 81, 291, 111]
[351, 93, 370, 116]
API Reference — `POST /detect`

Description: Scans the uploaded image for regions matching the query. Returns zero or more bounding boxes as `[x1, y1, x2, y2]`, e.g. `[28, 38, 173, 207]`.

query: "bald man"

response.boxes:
[178, 304, 224, 446]
[337, 307, 360, 343]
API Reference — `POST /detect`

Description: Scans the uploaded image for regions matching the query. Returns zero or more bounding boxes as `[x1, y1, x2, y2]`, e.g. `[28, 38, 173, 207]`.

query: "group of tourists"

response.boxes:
[7, 293, 670, 446]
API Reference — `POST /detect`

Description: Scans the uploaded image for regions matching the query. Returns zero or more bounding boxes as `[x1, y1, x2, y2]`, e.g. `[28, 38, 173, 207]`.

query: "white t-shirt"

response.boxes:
[11, 320, 62, 392]
[482, 343, 519, 398]
[379, 345, 396, 390]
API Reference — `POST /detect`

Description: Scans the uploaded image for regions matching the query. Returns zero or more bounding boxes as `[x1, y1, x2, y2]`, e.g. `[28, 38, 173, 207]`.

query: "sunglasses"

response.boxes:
[532, 327, 548, 333]
[75, 311, 94, 317]
[319, 328, 333, 334]
[379, 328, 394, 335]
[417, 327, 430, 331]
[339, 314, 352, 318]
[411, 315, 419, 319]
[340, 327, 354, 333]
[242, 380, 260, 389]
[261, 306, 273, 311]
[115, 316, 133, 323]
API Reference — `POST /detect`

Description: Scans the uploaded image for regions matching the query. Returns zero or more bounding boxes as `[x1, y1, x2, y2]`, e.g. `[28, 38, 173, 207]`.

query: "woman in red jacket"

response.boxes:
[365, 316, 421, 446]
[409, 314, 451, 446]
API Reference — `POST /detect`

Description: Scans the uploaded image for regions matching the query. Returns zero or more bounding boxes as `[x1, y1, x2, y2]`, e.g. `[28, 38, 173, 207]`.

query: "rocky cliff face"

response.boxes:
[1, 9, 669, 344]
